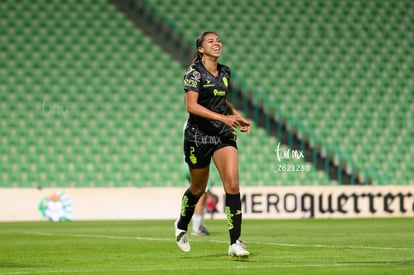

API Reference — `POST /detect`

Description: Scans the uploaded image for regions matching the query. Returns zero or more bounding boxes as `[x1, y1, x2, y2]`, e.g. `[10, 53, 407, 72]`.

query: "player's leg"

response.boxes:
[185, 161, 210, 236]
[175, 165, 209, 252]
[212, 146, 240, 241]
[213, 146, 249, 257]
[178, 166, 209, 229]
[176, 133, 212, 252]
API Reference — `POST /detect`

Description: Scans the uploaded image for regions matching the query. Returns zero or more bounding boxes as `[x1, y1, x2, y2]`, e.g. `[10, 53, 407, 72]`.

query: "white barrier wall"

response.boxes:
[233, 186, 414, 219]
[0, 186, 413, 221]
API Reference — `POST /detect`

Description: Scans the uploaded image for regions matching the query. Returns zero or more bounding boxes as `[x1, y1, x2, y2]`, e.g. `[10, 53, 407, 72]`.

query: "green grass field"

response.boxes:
[1, 218, 413, 274]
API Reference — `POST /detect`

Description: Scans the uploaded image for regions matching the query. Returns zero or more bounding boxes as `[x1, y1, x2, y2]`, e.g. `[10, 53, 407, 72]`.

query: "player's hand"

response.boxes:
[238, 117, 252, 133]
[221, 115, 252, 132]
[240, 125, 251, 133]
[221, 115, 240, 130]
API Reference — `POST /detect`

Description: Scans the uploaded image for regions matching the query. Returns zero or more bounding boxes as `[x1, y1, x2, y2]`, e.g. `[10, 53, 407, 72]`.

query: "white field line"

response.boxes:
[21, 231, 414, 252]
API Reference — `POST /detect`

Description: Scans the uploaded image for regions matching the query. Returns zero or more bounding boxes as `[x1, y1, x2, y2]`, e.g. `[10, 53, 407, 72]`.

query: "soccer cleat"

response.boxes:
[228, 240, 249, 257]
[175, 219, 190, 252]
[192, 224, 210, 236]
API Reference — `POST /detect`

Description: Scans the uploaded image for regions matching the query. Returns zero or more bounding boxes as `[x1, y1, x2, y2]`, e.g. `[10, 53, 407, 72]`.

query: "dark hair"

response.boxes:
[191, 31, 218, 63]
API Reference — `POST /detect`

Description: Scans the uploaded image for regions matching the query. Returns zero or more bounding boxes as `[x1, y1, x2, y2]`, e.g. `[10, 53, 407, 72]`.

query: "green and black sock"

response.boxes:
[177, 188, 201, 231]
[225, 193, 242, 245]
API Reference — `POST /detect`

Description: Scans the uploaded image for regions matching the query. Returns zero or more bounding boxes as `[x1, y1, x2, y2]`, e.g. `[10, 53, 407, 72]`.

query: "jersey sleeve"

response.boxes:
[222, 65, 231, 78]
[183, 65, 202, 92]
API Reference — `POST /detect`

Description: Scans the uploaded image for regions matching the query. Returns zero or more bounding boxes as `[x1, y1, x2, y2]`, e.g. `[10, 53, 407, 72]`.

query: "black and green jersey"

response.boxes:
[183, 60, 232, 135]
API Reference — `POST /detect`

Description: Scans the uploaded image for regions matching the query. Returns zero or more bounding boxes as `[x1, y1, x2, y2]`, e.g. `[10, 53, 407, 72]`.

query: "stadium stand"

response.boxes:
[1, 0, 183, 187]
[1, 0, 412, 187]
[147, 0, 413, 185]
[1, 0, 328, 188]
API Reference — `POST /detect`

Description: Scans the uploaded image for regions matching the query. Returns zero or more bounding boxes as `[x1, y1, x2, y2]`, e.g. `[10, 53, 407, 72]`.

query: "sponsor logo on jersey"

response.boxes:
[184, 79, 198, 88]
[213, 89, 226, 96]
[203, 79, 215, 88]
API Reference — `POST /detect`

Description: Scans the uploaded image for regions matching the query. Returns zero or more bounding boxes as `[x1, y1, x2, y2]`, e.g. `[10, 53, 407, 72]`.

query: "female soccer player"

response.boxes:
[174, 31, 251, 257]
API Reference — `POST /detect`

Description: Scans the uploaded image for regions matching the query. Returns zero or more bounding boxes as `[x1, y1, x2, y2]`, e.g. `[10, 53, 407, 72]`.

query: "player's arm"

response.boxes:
[186, 91, 243, 130]
[185, 91, 226, 122]
[226, 100, 251, 133]
[226, 101, 241, 116]
[185, 91, 250, 131]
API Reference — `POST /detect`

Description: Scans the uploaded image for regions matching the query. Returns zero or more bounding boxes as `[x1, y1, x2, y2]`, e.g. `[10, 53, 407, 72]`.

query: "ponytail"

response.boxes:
[191, 51, 202, 63]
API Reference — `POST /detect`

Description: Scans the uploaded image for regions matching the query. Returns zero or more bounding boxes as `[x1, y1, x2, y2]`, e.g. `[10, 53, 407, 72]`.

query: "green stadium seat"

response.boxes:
[1, 0, 412, 188]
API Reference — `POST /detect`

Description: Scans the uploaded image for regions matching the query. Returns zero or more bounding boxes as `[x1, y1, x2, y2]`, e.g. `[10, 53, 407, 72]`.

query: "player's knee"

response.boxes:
[223, 178, 239, 194]
[190, 185, 206, 197]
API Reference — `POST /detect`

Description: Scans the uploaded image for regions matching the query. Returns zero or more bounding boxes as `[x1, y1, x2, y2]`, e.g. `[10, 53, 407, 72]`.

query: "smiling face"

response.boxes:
[198, 32, 222, 59]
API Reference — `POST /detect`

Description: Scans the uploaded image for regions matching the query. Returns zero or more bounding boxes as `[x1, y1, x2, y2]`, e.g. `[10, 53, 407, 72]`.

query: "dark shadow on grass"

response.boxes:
[176, 252, 256, 262]
[0, 261, 43, 268]
[342, 261, 414, 266]
[199, 253, 256, 263]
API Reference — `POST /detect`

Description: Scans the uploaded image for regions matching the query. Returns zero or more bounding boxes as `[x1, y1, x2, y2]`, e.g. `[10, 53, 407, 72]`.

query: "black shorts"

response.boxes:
[184, 124, 237, 169]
